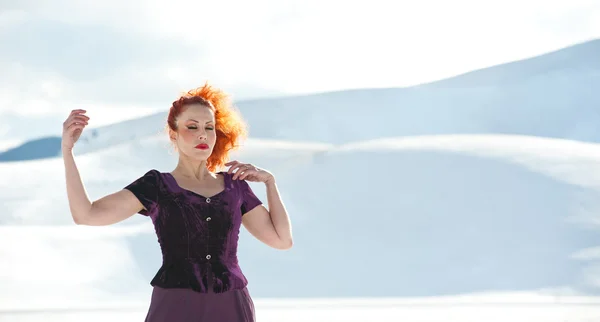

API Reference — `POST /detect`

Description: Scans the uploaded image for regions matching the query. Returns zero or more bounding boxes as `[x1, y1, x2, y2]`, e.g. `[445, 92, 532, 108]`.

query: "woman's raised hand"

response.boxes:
[62, 109, 89, 151]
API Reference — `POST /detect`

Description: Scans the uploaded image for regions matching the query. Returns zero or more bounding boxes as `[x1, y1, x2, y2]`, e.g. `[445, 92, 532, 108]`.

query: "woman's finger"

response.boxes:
[233, 165, 252, 180]
[65, 110, 87, 121]
[67, 122, 86, 132]
[239, 168, 255, 180]
[71, 116, 89, 124]
[64, 114, 89, 129]
[64, 118, 88, 131]
[232, 165, 246, 180]
[70, 109, 86, 115]
[228, 162, 245, 175]
[225, 160, 239, 167]
[65, 109, 86, 120]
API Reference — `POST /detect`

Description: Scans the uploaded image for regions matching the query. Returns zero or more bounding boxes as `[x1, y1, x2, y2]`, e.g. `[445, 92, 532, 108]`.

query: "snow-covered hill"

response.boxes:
[2, 39, 599, 161]
[237, 40, 600, 144]
[2, 133, 600, 309]
[74, 38, 600, 146]
[2, 39, 600, 321]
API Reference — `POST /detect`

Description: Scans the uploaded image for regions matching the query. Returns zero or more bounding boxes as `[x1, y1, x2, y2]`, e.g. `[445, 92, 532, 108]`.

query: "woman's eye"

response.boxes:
[187, 126, 197, 130]
[206, 127, 214, 130]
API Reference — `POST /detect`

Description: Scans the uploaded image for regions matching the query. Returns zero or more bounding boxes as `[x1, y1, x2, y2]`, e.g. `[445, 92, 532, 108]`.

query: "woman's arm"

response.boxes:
[61, 109, 144, 226]
[243, 178, 293, 250]
[226, 160, 293, 250]
[63, 150, 143, 225]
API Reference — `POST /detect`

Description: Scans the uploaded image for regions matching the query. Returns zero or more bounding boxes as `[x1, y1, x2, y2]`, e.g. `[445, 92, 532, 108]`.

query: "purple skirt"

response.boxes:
[144, 286, 255, 322]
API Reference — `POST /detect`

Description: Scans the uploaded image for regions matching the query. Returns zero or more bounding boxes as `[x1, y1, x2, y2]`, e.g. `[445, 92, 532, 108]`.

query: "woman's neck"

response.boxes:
[172, 159, 214, 181]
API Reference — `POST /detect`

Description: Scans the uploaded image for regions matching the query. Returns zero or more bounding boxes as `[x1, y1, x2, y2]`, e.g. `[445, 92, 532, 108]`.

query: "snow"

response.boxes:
[2, 134, 600, 308]
[2, 296, 600, 322]
[0, 139, 23, 151]
[2, 40, 600, 321]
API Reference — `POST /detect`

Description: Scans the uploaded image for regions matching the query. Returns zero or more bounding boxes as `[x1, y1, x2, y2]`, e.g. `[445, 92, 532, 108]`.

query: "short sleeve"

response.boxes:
[124, 169, 160, 216]
[239, 179, 262, 215]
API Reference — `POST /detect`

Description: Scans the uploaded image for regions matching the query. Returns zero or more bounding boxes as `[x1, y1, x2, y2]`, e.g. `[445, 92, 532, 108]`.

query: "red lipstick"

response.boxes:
[195, 143, 209, 150]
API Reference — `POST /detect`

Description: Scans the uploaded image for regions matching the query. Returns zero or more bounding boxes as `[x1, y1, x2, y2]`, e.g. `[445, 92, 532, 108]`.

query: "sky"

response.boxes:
[1, 0, 599, 132]
[2, 1, 600, 317]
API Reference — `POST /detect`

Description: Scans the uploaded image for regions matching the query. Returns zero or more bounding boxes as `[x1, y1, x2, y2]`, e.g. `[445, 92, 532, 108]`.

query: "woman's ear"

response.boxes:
[168, 128, 177, 142]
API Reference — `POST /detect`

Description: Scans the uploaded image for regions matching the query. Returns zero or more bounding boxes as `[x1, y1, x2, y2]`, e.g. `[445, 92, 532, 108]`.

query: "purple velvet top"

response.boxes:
[124, 169, 263, 293]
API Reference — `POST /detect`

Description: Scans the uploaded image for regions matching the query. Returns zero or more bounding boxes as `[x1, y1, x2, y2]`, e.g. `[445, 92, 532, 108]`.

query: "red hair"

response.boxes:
[167, 82, 247, 172]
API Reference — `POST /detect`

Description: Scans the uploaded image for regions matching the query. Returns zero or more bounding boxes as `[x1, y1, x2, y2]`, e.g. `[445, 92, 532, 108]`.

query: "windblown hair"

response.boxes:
[167, 82, 247, 172]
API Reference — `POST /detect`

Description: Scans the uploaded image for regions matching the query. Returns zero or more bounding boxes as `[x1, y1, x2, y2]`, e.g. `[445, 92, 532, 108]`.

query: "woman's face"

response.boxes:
[171, 103, 217, 161]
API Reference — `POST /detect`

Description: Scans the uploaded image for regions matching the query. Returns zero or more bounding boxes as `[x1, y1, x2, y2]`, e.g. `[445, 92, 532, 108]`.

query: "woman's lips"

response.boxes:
[195, 144, 209, 150]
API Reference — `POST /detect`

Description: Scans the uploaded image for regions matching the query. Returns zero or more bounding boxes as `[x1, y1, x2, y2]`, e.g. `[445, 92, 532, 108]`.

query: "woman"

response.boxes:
[61, 83, 293, 322]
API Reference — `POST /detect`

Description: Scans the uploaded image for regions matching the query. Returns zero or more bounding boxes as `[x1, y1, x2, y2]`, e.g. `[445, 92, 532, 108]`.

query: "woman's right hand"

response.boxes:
[62, 109, 89, 151]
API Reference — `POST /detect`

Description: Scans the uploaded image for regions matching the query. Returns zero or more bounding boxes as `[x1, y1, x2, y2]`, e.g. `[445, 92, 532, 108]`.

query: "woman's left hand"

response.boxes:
[225, 160, 274, 183]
